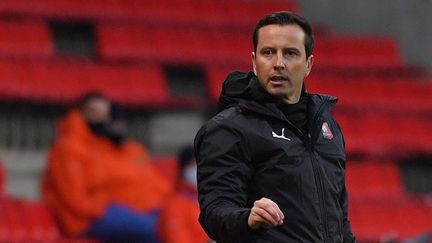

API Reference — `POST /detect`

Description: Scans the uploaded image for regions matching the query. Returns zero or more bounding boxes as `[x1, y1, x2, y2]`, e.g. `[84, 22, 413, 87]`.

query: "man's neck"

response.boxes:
[281, 93, 301, 105]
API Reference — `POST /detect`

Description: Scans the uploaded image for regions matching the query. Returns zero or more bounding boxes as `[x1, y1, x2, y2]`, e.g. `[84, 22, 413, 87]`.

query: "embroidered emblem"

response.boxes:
[322, 122, 333, 140]
[272, 128, 291, 141]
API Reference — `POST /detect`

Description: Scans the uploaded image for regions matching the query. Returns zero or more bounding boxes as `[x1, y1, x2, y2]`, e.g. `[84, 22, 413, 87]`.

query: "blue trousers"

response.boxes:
[84, 204, 160, 243]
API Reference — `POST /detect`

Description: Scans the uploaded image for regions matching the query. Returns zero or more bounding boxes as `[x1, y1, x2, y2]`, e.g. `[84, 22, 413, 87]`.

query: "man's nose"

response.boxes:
[274, 53, 285, 70]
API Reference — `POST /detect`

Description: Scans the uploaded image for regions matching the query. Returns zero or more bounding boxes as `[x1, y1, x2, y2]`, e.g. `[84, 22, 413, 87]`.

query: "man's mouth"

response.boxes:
[270, 75, 289, 83]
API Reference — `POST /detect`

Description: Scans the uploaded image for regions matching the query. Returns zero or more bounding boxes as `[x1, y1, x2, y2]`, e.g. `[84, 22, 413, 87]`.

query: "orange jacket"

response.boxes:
[158, 182, 210, 243]
[42, 110, 172, 236]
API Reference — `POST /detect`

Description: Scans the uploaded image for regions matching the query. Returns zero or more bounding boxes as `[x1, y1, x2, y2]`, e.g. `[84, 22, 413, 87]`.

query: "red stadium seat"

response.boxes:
[0, 0, 298, 28]
[306, 75, 432, 113]
[0, 20, 53, 58]
[97, 24, 251, 66]
[335, 113, 432, 157]
[349, 197, 432, 241]
[0, 59, 170, 107]
[0, 196, 99, 242]
[205, 66, 242, 103]
[314, 35, 403, 68]
[0, 60, 36, 99]
[346, 160, 432, 241]
[29, 60, 88, 103]
[87, 64, 169, 107]
[346, 161, 405, 199]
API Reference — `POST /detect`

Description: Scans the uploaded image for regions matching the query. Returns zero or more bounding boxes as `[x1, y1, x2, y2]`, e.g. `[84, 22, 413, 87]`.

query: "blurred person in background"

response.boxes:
[194, 11, 356, 242]
[402, 231, 432, 243]
[0, 159, 4, 194]
[42, 92, 172, 242]
[158, 145, 210, 243]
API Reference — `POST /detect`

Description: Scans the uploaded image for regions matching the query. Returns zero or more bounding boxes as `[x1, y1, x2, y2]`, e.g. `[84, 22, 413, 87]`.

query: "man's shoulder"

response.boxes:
[196, 106, 252, 142]
[206, 106, 245, 128]
[307, 92, 338, 104]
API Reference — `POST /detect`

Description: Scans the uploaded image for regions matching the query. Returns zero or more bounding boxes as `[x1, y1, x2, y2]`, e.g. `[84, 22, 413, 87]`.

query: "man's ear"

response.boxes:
[252, 52, 257, 75]
[305, 54, 314, 77]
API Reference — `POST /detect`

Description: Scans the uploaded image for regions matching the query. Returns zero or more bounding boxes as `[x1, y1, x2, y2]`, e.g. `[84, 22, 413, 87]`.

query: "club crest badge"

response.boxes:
[322, 122, 333, 140]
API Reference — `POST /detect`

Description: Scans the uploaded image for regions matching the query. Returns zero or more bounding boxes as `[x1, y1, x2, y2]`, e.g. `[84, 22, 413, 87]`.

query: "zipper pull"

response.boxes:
[308, 133, 313, 147]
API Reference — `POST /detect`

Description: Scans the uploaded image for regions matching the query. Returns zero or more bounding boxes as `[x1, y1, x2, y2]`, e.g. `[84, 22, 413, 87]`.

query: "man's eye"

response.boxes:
[285, 51, 298, 57]
[263, 49, 273, 56]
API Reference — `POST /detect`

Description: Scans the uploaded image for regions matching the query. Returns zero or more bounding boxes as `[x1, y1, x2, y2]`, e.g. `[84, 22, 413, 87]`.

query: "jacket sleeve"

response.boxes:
[335, 118, 356, 243]
[194, 121, 255, 243]
[339, 183, 356, 243]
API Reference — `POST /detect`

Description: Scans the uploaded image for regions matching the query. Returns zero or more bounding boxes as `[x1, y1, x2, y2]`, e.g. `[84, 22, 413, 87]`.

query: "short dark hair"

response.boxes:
[178, 145, 195, 174]
[253, 11, 314, 58]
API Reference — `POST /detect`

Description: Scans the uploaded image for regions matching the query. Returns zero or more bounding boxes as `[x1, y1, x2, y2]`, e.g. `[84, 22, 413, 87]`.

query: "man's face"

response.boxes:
[252, 24, 313, 104]
[82, 98, 111, 124]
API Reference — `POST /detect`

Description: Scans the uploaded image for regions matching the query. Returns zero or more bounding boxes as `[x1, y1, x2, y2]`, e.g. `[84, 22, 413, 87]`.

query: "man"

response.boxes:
[194, 11, 356, 242]
[158, 145, 210, 243]
[43, 92, 172, 242]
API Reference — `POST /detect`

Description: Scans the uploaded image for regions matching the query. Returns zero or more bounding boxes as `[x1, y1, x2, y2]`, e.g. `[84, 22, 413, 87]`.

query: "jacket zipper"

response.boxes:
[309, 99, 336, 243]
[309, 148, 328, 242]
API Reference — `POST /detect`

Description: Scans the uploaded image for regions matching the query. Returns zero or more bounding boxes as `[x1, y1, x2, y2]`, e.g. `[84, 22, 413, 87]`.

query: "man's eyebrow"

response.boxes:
[259, 46, 275, 51]
[283, 46, 301, 50]
[284, 47, 301, 52]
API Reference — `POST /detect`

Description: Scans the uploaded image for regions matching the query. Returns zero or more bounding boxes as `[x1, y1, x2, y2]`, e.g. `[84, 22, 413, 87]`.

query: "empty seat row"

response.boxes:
[346, 161, 432, 241]
[97, 24, 405, 69]
[0, 20, 53, 58]
[0, 18, 405, 71]
[346, 161, 404, 199]
[0, 0, 298, 27]
[2, 59, 429, 115]
[349, 197, 432, 241]
[97, 24, 252, 66]
[0, 196, 98, 242]
[306, 75, 432, 113]
[336, 113, 432, 157]
[0, 59, 169, 107]
[314, 35, 403, 68]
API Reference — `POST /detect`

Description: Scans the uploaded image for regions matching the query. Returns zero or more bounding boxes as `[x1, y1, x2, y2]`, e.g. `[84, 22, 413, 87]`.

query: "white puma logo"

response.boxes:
[272, 128, 291, 141]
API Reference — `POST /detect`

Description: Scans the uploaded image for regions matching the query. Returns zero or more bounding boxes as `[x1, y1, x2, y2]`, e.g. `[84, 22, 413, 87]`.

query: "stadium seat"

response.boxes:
[347, 162, 432, 241]
[346, 161, 405, 199]
[335, 113, 432, 156]
[349, 197, 432, 241]
[98, 25, 407, 70]
[97, 24, 251, 66]
[0, 196, 99, 242]
[0, 0, 298, 28]
[306, 75, 432, 113]
[205, 66, 236, 103]
[0, 60, 33, 99]
[0, 20, 53, 58]
[314, 35, 403, 68]
[0, 59, 170, 107]
[86, 64, 170, 107]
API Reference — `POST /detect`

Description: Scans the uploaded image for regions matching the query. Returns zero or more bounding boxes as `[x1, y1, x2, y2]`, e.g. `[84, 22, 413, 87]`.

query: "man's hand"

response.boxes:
[248, 197, 284, 230]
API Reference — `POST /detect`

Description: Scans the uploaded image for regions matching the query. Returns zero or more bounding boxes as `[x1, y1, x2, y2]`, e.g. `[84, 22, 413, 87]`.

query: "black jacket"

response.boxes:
[194, 71, 356, 243]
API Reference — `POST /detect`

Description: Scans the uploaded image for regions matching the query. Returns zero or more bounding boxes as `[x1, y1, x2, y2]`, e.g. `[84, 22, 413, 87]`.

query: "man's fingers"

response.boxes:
[249, 211, 273, 229]
[251, 206, 281, 227]
[254, 198, 284, 224]
[248, 197, 284, 229]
